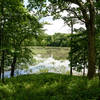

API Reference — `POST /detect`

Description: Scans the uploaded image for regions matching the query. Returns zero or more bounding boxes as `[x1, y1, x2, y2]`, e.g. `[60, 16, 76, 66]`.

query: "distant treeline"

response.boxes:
[30, 33, 71, 47]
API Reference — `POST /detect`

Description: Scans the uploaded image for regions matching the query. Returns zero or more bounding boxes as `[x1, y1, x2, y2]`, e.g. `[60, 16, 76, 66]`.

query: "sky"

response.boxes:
[40, 16, 71, 35]
[24, 0, 85, 35]
[40, 16, 85, 35]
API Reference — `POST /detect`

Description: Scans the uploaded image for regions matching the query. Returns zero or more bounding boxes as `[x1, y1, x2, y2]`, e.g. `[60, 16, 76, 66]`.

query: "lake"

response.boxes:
[4, 47, 86, 78]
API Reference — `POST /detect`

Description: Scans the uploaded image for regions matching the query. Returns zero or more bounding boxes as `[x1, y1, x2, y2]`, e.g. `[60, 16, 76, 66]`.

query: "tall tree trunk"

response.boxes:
[70, 19, 73, 76]
[87, 23, 96, 79]
[11, 54, 16, 77]
[1, 51, 5, 83]
[0, 1, 5, 83]
[86, 0, 96, 79]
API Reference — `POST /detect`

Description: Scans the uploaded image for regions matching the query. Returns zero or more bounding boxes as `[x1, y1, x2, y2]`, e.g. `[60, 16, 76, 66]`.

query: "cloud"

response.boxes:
[41, 16, 85, 35]
[42, 17, 71, 35]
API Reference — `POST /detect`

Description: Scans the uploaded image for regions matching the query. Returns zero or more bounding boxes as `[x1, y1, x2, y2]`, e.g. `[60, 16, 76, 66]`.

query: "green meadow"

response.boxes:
[0, 73, 100, 100]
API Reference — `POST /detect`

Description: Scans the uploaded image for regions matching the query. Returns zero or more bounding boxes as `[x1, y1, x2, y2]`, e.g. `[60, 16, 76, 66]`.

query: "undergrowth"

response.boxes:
[0, 73, 100, 100]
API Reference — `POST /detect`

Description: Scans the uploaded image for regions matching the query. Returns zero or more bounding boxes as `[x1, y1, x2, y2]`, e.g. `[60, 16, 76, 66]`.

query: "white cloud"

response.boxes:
[41, 16, 85, 35]
[43, 18, 71, 35]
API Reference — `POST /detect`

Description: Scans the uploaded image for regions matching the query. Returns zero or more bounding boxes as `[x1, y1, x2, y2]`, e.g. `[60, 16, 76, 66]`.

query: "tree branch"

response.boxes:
[63, 0, 89, 23]
[60, 8, 85, 23]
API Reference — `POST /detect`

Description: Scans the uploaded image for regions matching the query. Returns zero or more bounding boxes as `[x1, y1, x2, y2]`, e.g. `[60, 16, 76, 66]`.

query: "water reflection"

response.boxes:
[4, 54, 86, 78]
[4, 54, 70, 78]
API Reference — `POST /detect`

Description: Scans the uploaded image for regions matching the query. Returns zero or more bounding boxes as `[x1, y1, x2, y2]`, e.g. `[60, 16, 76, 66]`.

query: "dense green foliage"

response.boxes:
[0, 73, 100, 100]
[28, 33, 70, 47]
[68, 30, 88, 74]
[38, 33, 70, 47]
[0, 0, 43, 79]
[68, 29, 100, 75]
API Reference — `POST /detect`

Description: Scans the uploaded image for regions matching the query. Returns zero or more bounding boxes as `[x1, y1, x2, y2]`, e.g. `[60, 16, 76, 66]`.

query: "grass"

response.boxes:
[31, 46, 70, 60]
[0, 73, 100, 100]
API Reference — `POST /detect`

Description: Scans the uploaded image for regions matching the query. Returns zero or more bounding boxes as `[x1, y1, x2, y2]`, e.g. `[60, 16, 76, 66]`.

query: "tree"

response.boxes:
[63, 16, 78, 75]
[68, 29, 88, 76]
[8, 11, 42, 77]
[0, 0, 43, 79]
[95, 0, 100, 83]
[0, 0, 27, 81]
[43, 33, 70, 47]
[28, 0, 97, 79]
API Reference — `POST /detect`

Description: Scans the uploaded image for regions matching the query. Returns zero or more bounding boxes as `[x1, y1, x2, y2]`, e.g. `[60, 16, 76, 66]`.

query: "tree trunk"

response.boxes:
[86, 0, 96, 79]
[98, 59, 100, 86]
[0, 55, 1, 79]
[0, 0, 5, 83]
[70, 19, 73, 76]
[87, 23, 96, 79]
[83, 65, 86, 76]
[11, 54, 16, 77]
[83, 48, 86, 76]
[0, 65, 1, 79]
[1, 51, 5, 83]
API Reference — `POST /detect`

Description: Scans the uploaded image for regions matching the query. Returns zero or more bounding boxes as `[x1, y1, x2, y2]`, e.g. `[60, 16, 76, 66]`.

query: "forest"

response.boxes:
[0, 0, 100, 100]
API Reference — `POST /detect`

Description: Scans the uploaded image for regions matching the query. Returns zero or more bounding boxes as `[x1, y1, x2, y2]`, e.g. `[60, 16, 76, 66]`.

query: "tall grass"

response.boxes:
[0, 73, 100, 100]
